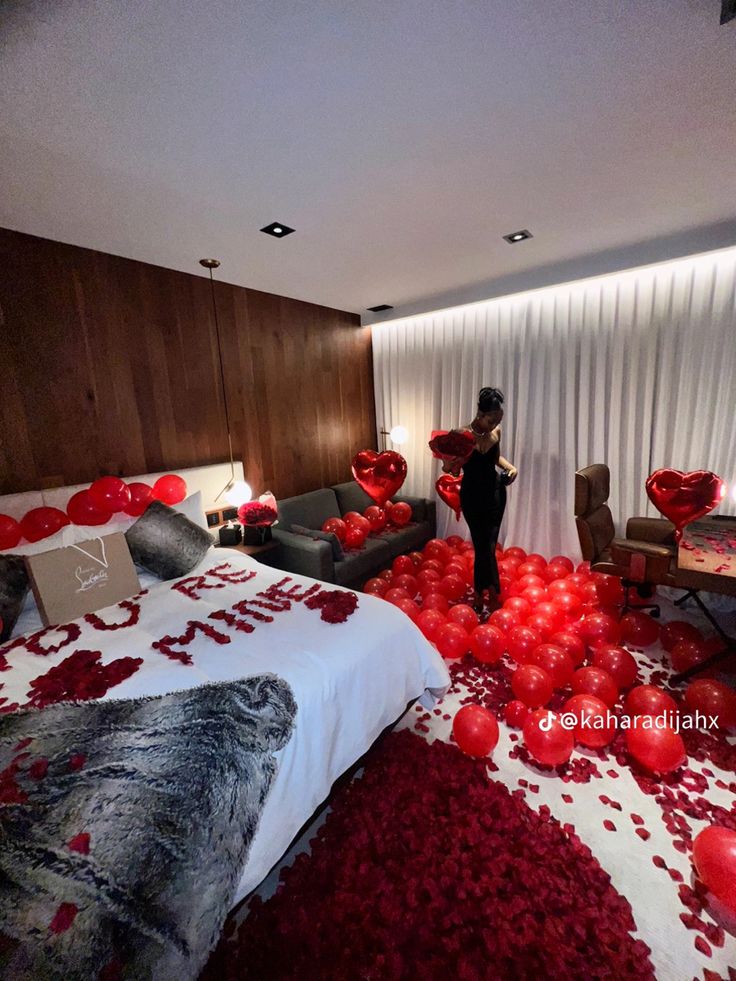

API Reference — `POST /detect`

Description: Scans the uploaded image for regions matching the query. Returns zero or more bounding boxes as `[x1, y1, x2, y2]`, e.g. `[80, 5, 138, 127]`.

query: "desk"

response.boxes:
[678, 517, 736, 578]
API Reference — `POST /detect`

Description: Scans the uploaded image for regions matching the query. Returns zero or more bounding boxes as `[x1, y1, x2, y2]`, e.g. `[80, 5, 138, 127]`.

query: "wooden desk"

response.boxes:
[678, 517, 736, 579]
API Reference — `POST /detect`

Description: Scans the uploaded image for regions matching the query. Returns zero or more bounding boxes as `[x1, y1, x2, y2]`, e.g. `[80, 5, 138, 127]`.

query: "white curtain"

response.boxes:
[372, 248, 736, 561]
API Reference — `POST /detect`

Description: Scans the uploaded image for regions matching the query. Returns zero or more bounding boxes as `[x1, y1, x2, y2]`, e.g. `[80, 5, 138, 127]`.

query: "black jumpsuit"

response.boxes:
[459, 442, 507, 596]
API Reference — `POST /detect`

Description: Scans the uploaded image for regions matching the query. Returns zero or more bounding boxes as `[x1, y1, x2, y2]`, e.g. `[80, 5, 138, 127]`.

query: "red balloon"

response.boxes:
[408, 551, 424, 567]
[660, 620, 704, 653]
[625, 685, 678, 719]
[550, 630, 586, 666]
[684, 679, 736, 728]
[563, 693, 616, 747]
[438, 574, 465, 601]
[504, 547, 527, 561]
[395, 598, 420, 621]
[124, 481, 154, 517]
[518, 573, 546, 591]
[435, 473, 463, 520]
[523, 709, 575, 766]
[504, 699, 531, 729]
[507, 625, 542, 665]
[343, 511, 363, 526]
[394, 573, 418, 597]
[390, 501, 412, 527]
[322, 517, 347, 542]
[693, 826, 736, 912]
[447, 604, 479, 632]
[525, 612, 557, 641]
[423, 592, 450, 614]
[512, 664, 554, 708]
[417, 568, 441, 587]
[424, 539, 451, 563]
[446, 535, 464, 547]
[534, 601, 565, 628]
[378, 568, 394, 582]
[364, 577, 387, 597]
[578, 612, 621, 650]
[435, 622, 470, 660]
[152, 474, 187, 506]
[363, 505, 387, 532]
[385, 587, 410, 604]
[351, 449, 407, 506]
[526, 553, 547, 568]
[620, 611, 660, 649]
[0, 514, 22, 549]
[504, 596, 532, 618]
[593, 645, 639, 689]
[469, 624, 506, 664]
[346, 513, 371, 537]
[20, 506, 70, 543]
[344, 525, 367, 549]
[542, 562, 569, 584]
[551, 591, 583, 621]
[517, 565, 545, 582]
[530, 644, 574, 688]
[453, 704, 499, 758]
[571, 667, 619, 708]
[89, 476, 131, 513]
[595, 574, 625, 607]
[645, 468, 724, 543]
[416, 608, 446, 641]
[66, 490, 113, 526]
[488, 608, 522, 633]
[392, 555, 415, 577]
[670, 639, 710, 675]
[550, 555, 574, 573]
[626, 723, 686, 775]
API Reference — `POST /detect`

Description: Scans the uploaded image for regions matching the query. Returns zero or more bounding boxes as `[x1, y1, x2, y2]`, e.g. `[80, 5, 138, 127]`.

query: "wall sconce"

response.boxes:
[379, 425, 408, 451]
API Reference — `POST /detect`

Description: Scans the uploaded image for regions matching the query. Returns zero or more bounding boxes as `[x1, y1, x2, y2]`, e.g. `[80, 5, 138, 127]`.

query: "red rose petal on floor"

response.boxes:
[29, 758, 48, 780]
[630, 813, 644, 826]
[49, 902, 78, 934]
[67, 833, 90, 854]
[653, 856, 667, 869]
[562, 794, 573, 803]
[636, 829, 651, 841]
[603, 819, 616, 831]
[694, 936, 712, 957]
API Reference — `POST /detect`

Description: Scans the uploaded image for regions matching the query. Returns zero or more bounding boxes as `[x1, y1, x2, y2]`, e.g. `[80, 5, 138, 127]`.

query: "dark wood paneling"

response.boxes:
[0, 228, 375, 498]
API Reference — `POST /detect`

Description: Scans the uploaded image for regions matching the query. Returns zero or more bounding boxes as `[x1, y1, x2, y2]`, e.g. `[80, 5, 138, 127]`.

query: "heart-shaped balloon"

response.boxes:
[351, 450, 407, 506]
[645, 469, 724, 543]
[436, 473, 463, 520]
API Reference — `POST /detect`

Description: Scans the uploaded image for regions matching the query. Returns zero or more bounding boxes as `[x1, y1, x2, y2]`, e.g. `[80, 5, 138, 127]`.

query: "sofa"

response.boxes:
[259, 481, 436, 588]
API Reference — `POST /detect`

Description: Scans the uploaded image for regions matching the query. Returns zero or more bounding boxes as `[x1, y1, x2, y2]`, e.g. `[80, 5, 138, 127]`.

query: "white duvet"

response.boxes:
[1, 551, 450, 904]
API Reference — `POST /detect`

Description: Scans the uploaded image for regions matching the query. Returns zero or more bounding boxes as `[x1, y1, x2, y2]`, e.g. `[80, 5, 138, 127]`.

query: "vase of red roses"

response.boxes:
[237, 492, 278, 545]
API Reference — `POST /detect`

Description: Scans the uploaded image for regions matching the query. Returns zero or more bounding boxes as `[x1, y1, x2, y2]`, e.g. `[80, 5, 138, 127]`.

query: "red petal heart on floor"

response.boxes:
[645, 469, 724, 542]
[351, 450, 407, 506]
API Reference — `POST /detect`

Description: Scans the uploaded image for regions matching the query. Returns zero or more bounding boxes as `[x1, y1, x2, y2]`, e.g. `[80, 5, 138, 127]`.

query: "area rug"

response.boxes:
[203, 728, 654, 980]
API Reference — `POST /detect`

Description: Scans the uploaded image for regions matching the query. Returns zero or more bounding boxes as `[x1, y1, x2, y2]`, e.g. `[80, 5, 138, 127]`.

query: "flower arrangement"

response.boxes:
[237, 492, 278, 527]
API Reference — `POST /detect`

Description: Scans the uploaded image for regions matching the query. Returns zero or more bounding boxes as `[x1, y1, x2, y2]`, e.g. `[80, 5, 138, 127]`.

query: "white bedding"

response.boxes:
[0, 550, 450, 904]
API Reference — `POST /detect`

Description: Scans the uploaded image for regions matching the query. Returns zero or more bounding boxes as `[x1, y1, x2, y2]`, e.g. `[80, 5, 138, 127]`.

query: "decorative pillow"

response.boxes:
[291, 523, 345, 562]
[0, 555, 30, 642]
[125, 501, 213, 581]
[173, 491, 209, 531]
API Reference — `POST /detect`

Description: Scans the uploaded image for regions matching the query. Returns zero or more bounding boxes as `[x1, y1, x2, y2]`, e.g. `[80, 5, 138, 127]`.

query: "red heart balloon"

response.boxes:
[645, 469, 724, 543]
[435, 473, 462, 520]
[351, 450, 407, 506]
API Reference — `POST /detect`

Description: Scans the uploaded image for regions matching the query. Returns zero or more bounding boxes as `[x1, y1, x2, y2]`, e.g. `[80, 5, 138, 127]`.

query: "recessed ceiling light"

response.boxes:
[503, 229, 532, 244]
[261, 222, 295, 238]
[367, 304, 394, 312]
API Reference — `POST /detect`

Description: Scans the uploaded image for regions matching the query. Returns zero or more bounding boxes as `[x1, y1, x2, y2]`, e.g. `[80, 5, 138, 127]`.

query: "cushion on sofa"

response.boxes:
[277, 489, 341, 533]
[291, 524, 345, 562]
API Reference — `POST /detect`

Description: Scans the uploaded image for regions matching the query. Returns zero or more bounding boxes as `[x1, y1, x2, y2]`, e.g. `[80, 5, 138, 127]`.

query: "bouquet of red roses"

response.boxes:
[237, 491, 278, 527]
[428, 429, 475, 463]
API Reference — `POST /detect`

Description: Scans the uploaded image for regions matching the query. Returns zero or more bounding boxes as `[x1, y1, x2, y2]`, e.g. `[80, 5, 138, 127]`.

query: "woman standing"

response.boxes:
[442, 387, 517, 613]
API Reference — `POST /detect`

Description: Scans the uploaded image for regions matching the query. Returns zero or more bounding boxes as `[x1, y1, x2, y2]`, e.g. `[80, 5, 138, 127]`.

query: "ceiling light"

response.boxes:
[261, 222, 295, 238]
[367, 304, 394, 312]
[503, 229, 533, 244]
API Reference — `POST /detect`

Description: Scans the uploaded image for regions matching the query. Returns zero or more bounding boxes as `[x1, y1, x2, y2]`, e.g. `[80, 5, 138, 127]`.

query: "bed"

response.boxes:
[0, 466, 450, 977]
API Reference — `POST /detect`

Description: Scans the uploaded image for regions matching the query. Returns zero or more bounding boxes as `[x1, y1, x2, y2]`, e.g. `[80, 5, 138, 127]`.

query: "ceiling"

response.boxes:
[1, 0, 735, 324]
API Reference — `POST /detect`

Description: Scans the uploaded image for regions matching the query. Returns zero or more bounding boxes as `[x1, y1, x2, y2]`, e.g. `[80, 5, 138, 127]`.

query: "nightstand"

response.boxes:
[218, 540, 280, 562]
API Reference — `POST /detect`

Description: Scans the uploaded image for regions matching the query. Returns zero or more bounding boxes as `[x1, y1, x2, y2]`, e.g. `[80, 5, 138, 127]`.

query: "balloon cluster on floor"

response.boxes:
[0, 474, 187, 548]
[362, 538, 736, 774]
[322, 500, 412, 550]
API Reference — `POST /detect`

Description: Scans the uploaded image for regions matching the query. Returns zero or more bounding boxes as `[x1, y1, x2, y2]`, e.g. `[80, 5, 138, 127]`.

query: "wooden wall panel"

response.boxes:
[0, 228, 375, 498]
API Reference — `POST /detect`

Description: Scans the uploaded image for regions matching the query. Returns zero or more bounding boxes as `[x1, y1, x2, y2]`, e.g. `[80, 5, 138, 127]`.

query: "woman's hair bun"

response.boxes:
[477, 387, 504, 411]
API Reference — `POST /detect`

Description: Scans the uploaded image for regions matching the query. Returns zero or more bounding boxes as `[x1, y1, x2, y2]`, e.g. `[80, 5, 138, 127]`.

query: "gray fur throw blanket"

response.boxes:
[0, 675, 297, 980]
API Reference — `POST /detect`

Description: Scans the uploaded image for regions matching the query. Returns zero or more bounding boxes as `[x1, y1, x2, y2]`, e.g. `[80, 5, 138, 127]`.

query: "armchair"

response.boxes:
[575, 464, 736, 683]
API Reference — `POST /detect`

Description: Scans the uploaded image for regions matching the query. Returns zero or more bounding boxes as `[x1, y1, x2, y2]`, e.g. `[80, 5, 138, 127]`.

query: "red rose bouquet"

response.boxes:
[237, 491, 278, 527]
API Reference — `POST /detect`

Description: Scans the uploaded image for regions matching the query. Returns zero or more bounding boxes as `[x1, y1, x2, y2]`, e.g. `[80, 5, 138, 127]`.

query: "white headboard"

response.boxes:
[0, 462, 245, 521]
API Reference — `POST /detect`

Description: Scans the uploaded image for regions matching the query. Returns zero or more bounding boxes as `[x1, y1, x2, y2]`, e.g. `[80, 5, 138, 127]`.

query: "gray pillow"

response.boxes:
[0, 555, 30, 642]
[125, 501, 213, 581]
[291, 523, 345, 562]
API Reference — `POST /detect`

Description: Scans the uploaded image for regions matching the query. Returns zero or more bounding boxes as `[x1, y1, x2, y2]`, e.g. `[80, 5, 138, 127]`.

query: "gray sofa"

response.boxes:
[259, 481, 436, 588]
